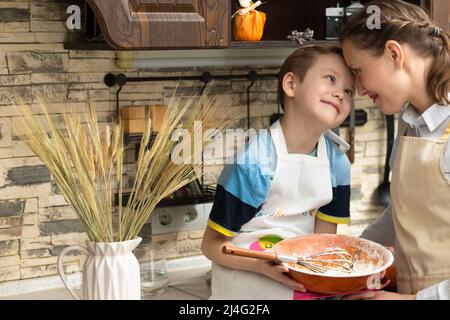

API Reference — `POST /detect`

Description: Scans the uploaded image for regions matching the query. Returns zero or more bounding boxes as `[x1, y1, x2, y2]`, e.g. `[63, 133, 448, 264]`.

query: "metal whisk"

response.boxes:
[222, 245, 355, 274]
[294, 248, 354, 274]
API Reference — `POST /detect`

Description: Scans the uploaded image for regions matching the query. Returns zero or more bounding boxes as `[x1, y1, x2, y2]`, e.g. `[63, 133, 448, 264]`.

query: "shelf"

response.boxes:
[64, 41, 116, 51]
[124, 133, 157, 146]
[116, 186, 216, 208]
[229, 40, 299, 49]
[64, 40, 338, 51]
[157, 186, 216, 208]
[65, 40, 299, 51]
[229, 40, 336, 49]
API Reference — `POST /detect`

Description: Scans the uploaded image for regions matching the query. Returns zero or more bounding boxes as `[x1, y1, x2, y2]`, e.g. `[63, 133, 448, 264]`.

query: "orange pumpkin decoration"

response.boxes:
[232, 2, 267, 41]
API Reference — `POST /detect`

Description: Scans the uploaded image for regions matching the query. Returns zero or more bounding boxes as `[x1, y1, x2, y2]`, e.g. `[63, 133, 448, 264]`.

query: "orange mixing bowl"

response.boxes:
[273, 234, 394, 294]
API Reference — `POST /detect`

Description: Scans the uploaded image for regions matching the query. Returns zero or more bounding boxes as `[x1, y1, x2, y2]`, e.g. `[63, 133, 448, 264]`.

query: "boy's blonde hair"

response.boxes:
[340, 0, 450, 105]
[277, 44, 344, 111]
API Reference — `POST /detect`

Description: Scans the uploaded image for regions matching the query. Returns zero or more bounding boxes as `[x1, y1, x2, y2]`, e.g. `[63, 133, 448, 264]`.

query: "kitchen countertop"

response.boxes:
[0, 267, 212, 300]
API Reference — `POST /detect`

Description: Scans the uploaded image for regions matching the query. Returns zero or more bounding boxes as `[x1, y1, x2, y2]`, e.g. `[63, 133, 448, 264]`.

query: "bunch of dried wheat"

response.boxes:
[18, 87, 238, 242]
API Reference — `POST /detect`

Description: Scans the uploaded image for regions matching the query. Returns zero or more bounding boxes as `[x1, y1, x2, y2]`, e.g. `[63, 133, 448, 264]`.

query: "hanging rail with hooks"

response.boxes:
[104, 71, 279, 115]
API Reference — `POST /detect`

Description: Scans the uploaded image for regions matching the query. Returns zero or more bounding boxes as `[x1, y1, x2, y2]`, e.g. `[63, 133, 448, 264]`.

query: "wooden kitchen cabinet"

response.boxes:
[86, 0, 229, 49]
[67, 0, 448, 50]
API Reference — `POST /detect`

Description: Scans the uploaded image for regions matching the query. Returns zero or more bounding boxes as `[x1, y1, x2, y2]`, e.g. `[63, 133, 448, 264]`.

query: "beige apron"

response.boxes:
[391, 121, 450, 294]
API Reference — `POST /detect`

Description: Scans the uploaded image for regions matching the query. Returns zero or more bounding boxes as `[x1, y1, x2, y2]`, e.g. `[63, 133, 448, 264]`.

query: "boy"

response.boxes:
[201, 44, 355, 299]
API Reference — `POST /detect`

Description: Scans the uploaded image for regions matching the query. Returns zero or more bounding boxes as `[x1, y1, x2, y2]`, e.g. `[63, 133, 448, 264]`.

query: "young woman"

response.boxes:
[340, 0, 450, 300]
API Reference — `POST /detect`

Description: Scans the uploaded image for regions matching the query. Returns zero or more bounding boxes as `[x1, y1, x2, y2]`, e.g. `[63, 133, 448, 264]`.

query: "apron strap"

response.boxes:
[269, 120, 328, 161]
[316, 134, 328, 160]
[269, 120, 288, 156]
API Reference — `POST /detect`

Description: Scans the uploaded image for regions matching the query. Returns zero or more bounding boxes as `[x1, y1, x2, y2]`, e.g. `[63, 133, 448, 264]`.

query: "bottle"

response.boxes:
[345, 1, 364, 18]
[325, 3, 345, 40]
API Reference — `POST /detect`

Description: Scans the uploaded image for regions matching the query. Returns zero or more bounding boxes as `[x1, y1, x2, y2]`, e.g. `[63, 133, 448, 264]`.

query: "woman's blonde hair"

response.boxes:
[340, 0, 450, 105]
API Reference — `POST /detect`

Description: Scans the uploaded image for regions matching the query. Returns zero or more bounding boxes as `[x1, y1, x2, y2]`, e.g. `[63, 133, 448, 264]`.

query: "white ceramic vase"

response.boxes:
[57, 237, 142, 300]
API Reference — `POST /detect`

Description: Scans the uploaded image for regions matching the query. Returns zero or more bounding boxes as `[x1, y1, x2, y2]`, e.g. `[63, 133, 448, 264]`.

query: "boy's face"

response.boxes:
[284, 54, 354, 130]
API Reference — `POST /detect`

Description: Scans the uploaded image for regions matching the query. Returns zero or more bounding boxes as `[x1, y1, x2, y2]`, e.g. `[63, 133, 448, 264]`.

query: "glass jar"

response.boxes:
[140, 244, 169, 297]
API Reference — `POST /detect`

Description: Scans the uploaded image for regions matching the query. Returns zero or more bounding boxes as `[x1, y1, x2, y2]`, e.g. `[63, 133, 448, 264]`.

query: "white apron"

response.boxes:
[210, 120, 333, 300]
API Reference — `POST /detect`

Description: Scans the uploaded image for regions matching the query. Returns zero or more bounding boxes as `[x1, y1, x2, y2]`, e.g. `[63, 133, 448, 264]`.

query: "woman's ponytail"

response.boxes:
[428, 30, 450, 105]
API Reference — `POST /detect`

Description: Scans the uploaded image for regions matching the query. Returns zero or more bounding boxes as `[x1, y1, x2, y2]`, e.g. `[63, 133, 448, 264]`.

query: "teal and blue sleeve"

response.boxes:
[207, 132, 275, 236]
[208, 163, 272, 236]
[317, 139, 351, 224]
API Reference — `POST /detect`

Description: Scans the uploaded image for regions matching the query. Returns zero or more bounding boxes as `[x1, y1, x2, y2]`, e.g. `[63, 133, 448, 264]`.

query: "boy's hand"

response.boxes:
[259, 261, 306, 292]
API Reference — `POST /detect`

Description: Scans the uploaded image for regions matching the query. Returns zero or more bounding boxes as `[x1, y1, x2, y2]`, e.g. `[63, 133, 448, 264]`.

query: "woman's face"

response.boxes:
[342, 39, 410, 115]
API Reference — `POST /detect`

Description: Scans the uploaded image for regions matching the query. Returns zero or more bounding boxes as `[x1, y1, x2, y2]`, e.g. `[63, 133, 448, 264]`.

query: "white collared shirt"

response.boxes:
[391, 98, 450, 180]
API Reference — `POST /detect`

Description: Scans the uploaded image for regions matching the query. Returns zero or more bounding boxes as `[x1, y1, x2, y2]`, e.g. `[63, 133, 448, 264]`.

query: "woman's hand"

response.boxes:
[343, 290, 416, 300]
[259, 261, 306, 292]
